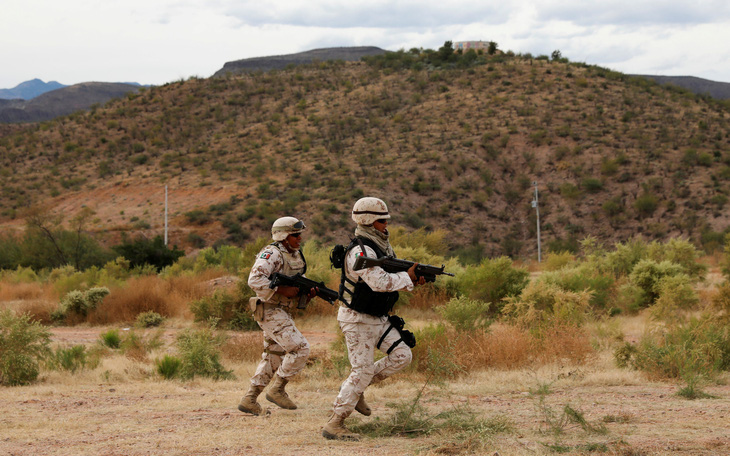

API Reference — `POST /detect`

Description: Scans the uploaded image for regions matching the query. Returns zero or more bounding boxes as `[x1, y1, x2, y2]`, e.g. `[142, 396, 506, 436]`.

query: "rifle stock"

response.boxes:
[352, 255, 454, 282]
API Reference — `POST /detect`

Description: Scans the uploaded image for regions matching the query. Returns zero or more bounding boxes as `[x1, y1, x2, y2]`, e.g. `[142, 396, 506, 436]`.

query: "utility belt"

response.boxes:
[248, 297, 295, 322]
[376, 315, 416, 354]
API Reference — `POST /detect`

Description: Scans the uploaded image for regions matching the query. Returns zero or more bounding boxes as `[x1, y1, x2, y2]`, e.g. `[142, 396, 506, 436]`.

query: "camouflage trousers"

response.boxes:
[332, 320, 413, 417]
[250, 306, 310, 387]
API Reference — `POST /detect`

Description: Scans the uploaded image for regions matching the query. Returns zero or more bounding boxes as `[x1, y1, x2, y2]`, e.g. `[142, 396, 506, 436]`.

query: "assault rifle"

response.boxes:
[352, 255, 454, 283]
[269, 272, 339, 309]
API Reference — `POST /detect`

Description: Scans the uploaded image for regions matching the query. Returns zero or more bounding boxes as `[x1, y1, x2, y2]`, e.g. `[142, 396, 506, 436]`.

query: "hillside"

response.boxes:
[0, 82, 141, 123]
[213, 46, 387, 77]
[1, 51, 730, 260]
[634, 75, 730, 100]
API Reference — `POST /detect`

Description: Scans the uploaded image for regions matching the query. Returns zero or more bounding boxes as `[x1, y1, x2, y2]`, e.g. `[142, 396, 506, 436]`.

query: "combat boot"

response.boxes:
[238, 384, 265, 415]
[355, 393, 371, 416]
[265, 374, 297, 410]
[322, 412, 361, 441]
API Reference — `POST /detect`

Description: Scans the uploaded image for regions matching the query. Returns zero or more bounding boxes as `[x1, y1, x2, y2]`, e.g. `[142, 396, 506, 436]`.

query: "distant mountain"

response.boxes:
[213, 46, 387, 77]
[0, 78, 67, 100]
[633, 75, 730, 100]
[0, 82, 141, 123]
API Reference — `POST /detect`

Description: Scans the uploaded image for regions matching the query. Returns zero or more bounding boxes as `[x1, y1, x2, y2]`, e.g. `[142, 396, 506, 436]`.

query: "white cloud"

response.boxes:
[1, 0, 730, 88]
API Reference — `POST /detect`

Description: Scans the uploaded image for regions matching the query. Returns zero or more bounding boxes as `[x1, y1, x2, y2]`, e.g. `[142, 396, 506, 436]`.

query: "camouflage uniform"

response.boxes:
[247, 242, 310, 386]
[331, 243, 414, 418]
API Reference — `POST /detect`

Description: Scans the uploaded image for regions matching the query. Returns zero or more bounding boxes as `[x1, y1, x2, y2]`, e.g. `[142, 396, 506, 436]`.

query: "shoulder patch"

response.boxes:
[260, 251, 274, 259]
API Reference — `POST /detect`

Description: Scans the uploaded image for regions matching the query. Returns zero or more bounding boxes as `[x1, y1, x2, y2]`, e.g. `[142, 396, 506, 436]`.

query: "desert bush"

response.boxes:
[409, 321, 593, 376]
[176, 327, 234, 380]
[113, 235, 184, 271]
[437, 295, 492, 332]
[538, 264, 616, 310]
[100, 329, 122, 349]
[629, 259, 685, 307]
[0, 310, 51, 385]
[620, 318, 730, 381]
[453, 256, 528, 313]
[710, 281, 730, 324]
[649, 274, 699, 323]
[48, 345, 94, 373]
[502, 281, 592, 328]
[542, 251, 575, 271]
[88, 273, 213, 324]
[190, 291, 258, 331]
[136, 311, 165, 327]
[390, 226, 450, 256]
[156, 355, 182, 380]
[646, 238, 706, 279]
[720, 233, 730, 280]
[58, 286, 110, 319]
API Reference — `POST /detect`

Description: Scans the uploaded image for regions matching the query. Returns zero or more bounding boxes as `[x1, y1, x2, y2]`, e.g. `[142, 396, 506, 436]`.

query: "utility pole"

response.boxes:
[532, 181, 541, 262]
[164, 185, 168, 246]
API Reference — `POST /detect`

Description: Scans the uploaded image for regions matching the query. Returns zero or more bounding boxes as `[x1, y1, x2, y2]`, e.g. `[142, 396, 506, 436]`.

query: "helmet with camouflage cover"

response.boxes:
[271, 216, 306, 242]
[351, 197, 390, 226]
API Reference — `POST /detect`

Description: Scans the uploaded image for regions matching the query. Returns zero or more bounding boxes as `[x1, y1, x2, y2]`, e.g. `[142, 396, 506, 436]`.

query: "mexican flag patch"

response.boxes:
[260, 251, 272, 259]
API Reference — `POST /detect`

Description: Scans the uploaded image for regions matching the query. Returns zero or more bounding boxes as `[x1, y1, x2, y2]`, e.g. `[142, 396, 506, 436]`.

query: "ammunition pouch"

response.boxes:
[376, 314, 416, 354]
[249, 297, 264, 322]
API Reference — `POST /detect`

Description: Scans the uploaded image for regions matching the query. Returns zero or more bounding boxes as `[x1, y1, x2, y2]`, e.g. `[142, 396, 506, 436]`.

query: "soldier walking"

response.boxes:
[238, 217, 315, 415]
[322, 197, 426, 440]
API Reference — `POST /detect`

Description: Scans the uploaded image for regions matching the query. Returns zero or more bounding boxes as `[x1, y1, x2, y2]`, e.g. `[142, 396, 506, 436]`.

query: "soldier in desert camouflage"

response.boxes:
[322, 197, 426, 441]
[237, 217, 316, 415]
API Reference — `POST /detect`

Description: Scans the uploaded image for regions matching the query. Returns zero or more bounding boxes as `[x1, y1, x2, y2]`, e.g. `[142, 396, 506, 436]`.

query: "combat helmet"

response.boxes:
[271, 216, 306, 241]
[351, 197, 390, 226]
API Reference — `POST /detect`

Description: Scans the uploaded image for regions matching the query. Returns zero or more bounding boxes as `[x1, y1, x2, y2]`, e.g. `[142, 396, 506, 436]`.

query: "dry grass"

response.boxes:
[221, 331, 264, 363]
[411, 322, 595, 376]
[2, 311, 729, 455]
[86, 273, 214, 324]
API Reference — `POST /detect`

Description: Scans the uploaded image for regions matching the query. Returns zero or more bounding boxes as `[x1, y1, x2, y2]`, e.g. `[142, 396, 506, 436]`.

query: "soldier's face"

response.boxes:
[285, 232, 302, 250]
[373, 219, 388, 234]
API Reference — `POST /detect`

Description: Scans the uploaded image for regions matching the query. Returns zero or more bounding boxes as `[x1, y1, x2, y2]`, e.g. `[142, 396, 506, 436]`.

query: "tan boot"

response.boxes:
[322, 412, 361, 441]
[238, 384, 265, 415]
[355, 393, 371, 416]
[265, 374, 297, 410]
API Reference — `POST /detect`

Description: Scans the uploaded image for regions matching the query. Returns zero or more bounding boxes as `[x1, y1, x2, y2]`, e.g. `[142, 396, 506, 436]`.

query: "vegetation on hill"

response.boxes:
[1, 43, 730, 260]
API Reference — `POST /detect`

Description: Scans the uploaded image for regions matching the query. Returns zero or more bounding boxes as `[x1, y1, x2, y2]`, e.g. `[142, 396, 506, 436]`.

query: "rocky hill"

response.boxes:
[0, 82, 141, 123]
[1, 50, 730, 261]
[213, 46, 386, 77]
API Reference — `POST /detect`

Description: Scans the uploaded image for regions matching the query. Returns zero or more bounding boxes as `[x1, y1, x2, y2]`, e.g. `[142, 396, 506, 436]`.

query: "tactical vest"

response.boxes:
[268, 242, 307, 307]
[339, 237, 399, 317]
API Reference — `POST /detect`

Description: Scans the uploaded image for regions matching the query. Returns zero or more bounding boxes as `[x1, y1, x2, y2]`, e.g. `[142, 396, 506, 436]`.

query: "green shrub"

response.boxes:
[646, 238, 706, 279]
[437, 296, 492, 332]
[176, 327, 234, 380]
[622, 318, 730, 380]
[59, 287, 110, 318]
[629, 259, 685, 307]
[502, 281, 592, 329]
[0, 310, 51, 385]
[650, 274, 699, 323]
[100, 329, 121, 349]
[49, 345, 90, 373]
[538, 264, 616, 310]
[190, 291, 258, 330]
[156, 355, 182, 380]
[454, 257, 528, 313]
[136, 311, 165, 328]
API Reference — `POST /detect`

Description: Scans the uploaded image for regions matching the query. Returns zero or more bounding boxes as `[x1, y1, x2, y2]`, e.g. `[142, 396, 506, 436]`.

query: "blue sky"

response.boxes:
[2, 0, 730, 87]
